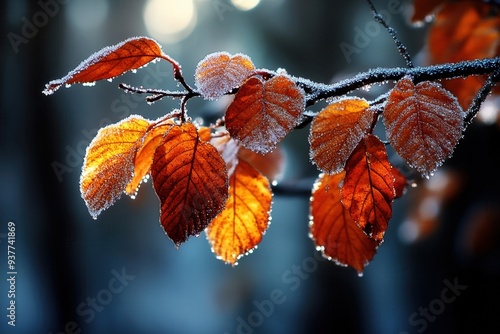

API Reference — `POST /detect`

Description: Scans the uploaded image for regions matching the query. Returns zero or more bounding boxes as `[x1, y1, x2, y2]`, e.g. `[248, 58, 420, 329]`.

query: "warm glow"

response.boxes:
[230, 0, 261, 11]
[143, 0, 196, 43]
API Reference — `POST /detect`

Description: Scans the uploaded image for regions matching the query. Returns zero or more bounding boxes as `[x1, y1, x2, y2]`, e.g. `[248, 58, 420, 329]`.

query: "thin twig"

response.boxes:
[464, 67, 500, 128]
[366, 0, 414, 68]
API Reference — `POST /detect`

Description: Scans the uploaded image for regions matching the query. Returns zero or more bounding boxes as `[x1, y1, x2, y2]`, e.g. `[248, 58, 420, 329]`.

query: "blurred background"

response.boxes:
[1, 0, 499, 333]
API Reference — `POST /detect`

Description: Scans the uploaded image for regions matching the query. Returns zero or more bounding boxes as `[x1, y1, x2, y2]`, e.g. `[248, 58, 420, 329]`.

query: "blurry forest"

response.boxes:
[1, 0, 499, 333]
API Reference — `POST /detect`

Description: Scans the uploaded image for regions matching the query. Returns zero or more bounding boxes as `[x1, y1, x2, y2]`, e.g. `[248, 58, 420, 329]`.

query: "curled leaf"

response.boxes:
[43, 37, 167, 95]
[125, 118, 176, 197]
[309, 97, 373, 174]
[341, 135, 395, 242]
[225, 75, 305, 154]
[195, 52, 255, 99]
[310, 173, 378, 274]
[383, 77, 464, 176]
[151, 123, 229, 246]
[80, 115, 150, 218]
[207, 160, 272, 265]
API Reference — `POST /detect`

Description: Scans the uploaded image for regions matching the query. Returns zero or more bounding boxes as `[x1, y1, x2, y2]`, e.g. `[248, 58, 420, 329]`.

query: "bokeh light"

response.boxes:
[230, 0, 261, 11]
[143, 0, 197, 43]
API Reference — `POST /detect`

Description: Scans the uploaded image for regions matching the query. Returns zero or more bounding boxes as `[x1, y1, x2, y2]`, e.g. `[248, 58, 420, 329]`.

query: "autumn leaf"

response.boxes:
[341, 135, 395, 242]
[383, 77, 464, 176]
[195, 52, 255, 99]
[225, 74, 305, 154]
[428, 2, 500, 108]
[43, 37, 168, 95]
[207, 160, 272, 265]
[80, 115, 150, 218]
[309, 98, 373, 174]
[125, 117, 176, 197]
[310, 173, 378, 274]
[151, 123, 229, 246]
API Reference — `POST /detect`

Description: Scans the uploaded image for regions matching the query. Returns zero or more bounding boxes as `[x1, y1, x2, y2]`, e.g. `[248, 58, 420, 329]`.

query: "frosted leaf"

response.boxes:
[383, 77, 464, 177]
[195, 52, 255, 100]
[225, 75, 306, 154]
[43, 36, 166, 95]
[309, 97, 373, 174]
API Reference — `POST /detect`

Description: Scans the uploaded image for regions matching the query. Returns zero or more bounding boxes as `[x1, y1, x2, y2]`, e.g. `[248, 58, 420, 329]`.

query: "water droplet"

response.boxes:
[131, 69, 137, 74]
[107, 78, 113, 82]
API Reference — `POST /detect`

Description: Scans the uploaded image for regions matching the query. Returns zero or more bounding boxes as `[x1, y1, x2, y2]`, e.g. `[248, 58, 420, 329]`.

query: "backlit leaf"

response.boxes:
[151, 123, 229, 246]
[125, 118, 176, 197]
[225, 75, 305, 154]
[383, 77, 464, 176]
[80, 115, 150, 218]
[207, 160, 272, 265]
[309, 98, 373, 174]
[310, 173, 378, 274]
[43, 37, 166, 95]
[195, 52, 255, 99]
[341, 135, 395, 242]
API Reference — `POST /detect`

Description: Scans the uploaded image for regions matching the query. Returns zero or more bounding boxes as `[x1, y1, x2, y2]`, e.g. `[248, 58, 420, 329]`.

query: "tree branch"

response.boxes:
[298, 57, 500, 107]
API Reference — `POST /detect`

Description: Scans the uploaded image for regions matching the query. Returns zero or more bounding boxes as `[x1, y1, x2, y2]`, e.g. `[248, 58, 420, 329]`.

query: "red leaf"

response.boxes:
[151, 123, 229, 246]
[310, 173, 378, 274]
[225, 74, 305, 154]
[207, 160, 272, 265]
[383, 77, 464, 176]
[43, 37, 167, 95]
[80, 115, 150, 218]
[341, 135, 395, 242]
[309, 98, 373, 174]
[195, 52, 255, 99]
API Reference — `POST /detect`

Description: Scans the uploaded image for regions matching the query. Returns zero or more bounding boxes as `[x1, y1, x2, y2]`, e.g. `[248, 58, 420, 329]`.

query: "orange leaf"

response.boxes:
[309, 98, 373, 174]
[207, 160, 272, 265]
[383, 77, 464, 176]
[195, 52, 255, 99]
[151, 123, 229, 246]
[428, 2, 500, 108]
[125, 118, 176, 197]
[225, 74, 305, 154]
[43, 37, 166, 95]
[341, 135, 395, 242]
[310, 173, 378, 274]
[80, 115, 150, 218]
